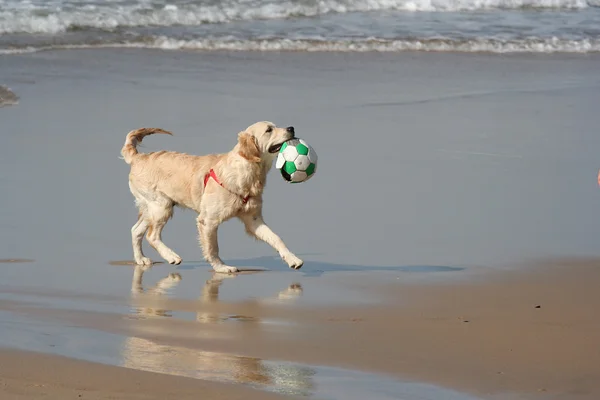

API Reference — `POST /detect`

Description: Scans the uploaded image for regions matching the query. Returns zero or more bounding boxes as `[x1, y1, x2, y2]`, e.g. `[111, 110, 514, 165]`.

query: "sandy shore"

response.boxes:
[116, 259, 600, 399]
[378, 258, 600, 399]
[0, 259, 598, 399]
[0, 348, 294, 400]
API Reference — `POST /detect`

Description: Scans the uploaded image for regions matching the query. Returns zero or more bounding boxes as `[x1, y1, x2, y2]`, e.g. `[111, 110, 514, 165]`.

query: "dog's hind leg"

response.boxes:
[145, 201, 182, 265]
[131, 211, 152, 266]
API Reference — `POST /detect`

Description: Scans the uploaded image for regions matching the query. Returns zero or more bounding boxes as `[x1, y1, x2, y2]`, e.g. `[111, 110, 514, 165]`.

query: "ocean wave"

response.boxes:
[1, 36, 599, 54]
[0, 0, 597, 35]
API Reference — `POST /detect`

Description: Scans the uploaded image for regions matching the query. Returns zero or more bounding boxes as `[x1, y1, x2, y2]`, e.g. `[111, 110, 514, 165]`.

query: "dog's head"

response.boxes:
[237, 121, 295, 163]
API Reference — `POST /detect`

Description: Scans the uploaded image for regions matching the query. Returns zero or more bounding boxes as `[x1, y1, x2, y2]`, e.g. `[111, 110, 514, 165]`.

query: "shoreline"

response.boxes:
[3, 42, 600, 57]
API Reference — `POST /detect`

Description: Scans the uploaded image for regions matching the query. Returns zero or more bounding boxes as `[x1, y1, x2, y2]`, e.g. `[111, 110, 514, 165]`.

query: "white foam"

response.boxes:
[1, 36, 599, 54]
[134, 36, 600, 53]
[0, 0, 595, 34]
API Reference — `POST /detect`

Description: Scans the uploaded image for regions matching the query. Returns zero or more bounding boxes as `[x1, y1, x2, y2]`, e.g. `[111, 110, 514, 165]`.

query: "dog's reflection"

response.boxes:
[120, 336, 315, 394]
[197, 272, 303, 323]
[129, 265, 303, 320]
[124, 265, 313, 394]
[130, 265, 182, 318]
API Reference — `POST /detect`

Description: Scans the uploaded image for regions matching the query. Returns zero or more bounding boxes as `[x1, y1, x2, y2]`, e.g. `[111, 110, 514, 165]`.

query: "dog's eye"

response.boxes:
[265, 127, 273, 133]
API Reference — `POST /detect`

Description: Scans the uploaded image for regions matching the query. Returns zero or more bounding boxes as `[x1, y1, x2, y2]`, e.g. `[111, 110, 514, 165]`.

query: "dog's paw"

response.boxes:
[283, 254, 303, 270]
[213, 265, 239, 274]
[135, 257, 153, 266]
[166, 254, 182, 265]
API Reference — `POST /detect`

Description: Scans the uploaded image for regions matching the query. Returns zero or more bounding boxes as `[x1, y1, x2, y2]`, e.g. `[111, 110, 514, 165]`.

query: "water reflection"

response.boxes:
[130, 265, 182, 318]
[120, 337, 316, 396]
[128, 264, 304, 322]
[123, 265, 314, 396]
[197, 272, 303, 323]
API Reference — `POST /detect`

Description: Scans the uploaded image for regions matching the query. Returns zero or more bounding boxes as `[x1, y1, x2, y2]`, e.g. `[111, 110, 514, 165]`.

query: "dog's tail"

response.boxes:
[121, 127, 173, 164]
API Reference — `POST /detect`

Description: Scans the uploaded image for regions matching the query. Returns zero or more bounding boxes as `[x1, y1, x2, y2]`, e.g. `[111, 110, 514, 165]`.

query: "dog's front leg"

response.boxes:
[240, 214, 303, 270]
[196, 215, 239, 274]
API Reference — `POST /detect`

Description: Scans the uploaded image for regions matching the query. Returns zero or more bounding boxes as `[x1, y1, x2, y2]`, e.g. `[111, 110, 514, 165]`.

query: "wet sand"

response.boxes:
[1, 259, 599, 399]
[0, 348, 293, 400]
[2, 49, 600, 399]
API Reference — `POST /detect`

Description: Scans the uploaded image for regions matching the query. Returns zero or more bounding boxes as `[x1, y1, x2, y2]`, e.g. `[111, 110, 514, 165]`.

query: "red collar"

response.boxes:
[204, 168, 250, 204]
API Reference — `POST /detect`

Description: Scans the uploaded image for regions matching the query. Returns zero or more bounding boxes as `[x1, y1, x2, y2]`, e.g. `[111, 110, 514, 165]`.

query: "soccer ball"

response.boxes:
[275, 138, 318, 183]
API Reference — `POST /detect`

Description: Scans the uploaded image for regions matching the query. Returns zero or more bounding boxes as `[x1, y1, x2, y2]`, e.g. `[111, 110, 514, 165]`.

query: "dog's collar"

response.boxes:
[204, 168, 250, 204]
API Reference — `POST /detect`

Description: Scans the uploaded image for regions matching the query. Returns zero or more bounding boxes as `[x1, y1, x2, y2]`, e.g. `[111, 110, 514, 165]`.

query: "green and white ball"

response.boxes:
[275, 138, 317, 183]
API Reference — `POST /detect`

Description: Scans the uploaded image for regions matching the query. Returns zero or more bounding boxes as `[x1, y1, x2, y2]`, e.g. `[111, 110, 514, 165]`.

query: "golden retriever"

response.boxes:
[121, 121, 303, 274]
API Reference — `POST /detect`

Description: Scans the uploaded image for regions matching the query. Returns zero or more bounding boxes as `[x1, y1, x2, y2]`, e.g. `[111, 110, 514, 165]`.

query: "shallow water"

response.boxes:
[2, 49, 600, 269]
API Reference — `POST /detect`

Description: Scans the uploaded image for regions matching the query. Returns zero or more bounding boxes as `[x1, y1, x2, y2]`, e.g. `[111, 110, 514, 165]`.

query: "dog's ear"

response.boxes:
[238, 132, 261, 163]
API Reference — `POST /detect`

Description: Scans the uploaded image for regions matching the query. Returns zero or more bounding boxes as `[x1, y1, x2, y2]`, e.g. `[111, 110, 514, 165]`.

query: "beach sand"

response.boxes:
[1, 259, 599, 399]
[0, 348, 295, 399]
[1, 49, 600, 399]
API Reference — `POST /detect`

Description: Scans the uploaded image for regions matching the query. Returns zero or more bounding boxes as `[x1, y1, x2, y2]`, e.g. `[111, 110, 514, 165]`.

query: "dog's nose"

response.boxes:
[286, 126, 295, 136]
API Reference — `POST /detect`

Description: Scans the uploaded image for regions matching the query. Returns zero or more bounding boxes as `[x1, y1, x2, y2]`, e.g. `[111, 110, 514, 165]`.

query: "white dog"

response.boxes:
[121, 121, 303, 274]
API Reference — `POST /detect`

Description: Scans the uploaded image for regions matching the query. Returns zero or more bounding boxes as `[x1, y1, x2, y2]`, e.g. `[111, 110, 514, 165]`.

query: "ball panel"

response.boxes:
[280, 142, 288, 153]
[290, 170, 307, 182]
[294, 154, 310, 170]
[296, 143, 309, 156]
[283, 161, 297, 174]
[283, 138, 301, 149]
[275, 153, 286, 169]
[307, 149, 318, 164]
[281, 168, 293, 182]
[306, 163, 316, 176]
[282, 145, 299, 161]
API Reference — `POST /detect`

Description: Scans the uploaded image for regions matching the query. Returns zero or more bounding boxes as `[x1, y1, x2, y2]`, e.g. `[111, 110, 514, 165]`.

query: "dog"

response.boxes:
[121, 121, 303, 274]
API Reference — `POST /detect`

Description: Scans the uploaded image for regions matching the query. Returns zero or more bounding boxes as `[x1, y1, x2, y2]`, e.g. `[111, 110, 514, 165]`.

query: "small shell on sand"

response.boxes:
[0, 85, 19, 107]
